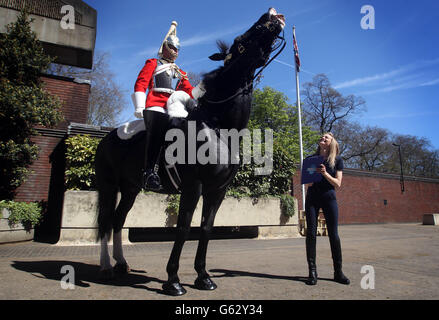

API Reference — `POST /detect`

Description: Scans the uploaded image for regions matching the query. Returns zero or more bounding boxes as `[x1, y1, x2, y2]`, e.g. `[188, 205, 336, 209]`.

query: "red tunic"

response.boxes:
[134, 58, 194, 109]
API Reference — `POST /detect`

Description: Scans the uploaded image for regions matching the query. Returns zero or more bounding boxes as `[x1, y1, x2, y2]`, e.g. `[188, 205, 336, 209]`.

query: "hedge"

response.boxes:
[64, 134, 297, 217]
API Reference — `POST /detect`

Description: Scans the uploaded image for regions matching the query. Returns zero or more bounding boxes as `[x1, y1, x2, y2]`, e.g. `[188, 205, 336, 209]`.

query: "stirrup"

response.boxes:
[143, 170, 162, 191]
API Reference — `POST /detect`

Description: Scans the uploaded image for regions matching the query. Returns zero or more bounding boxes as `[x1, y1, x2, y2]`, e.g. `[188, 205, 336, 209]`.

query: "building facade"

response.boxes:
[1, 0, 97, 240]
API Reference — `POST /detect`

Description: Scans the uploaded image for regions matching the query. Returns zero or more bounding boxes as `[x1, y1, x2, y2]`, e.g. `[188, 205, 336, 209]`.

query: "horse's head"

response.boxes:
[209, 8, 285, 74]
[198, 8, 285, 130]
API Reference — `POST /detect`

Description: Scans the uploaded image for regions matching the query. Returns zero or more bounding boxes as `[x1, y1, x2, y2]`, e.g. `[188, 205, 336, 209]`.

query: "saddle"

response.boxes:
[115, 118, 183, 192]
[115, 115, 236, 193]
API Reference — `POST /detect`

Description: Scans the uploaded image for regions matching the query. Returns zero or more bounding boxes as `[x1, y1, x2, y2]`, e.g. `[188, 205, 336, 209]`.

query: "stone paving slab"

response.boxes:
[0, 223, 438, 307]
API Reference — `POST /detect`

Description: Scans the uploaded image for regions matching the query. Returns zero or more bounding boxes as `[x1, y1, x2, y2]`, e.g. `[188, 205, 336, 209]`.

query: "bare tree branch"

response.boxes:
[48, 51, 127, 127]
[302, 74, 366, 134]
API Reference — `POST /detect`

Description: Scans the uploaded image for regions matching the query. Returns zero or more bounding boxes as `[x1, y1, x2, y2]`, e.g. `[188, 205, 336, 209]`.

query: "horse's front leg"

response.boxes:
[163, 184, 202, 296]
[194, 188, 227, 291]
[99, 232, 114, 279]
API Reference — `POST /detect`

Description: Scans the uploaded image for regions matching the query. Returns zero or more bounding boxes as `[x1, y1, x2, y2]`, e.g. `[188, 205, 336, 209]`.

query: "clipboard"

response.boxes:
[301, 156, 324, 184]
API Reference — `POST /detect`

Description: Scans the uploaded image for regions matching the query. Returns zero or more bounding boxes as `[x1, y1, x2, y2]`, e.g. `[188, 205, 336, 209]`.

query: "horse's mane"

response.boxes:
[194, 39, 249, 119]
[216, 40, 229, 56]
[201, 40, 230, 90]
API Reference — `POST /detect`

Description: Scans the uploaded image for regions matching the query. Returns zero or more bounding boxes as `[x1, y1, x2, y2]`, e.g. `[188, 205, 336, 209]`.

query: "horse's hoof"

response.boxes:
[162, 281, 187, 296]
[98, 268, 114, 281]
[113, 262, 130, 276]
[194, 276, 217, 291]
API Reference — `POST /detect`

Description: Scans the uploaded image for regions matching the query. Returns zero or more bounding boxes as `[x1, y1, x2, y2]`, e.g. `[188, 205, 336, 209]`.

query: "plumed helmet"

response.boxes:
[158, 21, 180, 59]
[165, 34, 180, 50]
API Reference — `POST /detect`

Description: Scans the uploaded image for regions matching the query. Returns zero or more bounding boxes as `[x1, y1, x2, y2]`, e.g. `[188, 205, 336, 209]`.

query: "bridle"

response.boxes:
[253, 30, 286, 81]
[203, 24, 286, 105]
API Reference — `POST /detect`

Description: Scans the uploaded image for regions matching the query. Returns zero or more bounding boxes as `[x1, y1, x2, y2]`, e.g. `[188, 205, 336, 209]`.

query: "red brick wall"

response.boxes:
[40, 75, 90, 129]
[14, 75, 90, 202]
[13, 134, 62, 202]
[292, 169, 439, 224]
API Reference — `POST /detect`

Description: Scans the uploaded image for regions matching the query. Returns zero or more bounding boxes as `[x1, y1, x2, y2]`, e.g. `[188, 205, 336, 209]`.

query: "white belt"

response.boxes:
[154, 63, 173, 76]
[152, 88, 175, 94]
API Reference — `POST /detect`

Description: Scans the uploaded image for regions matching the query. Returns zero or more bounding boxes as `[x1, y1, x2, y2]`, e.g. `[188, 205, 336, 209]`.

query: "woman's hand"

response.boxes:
[318, 164, 342, 189]
[317, 164, 327, 176]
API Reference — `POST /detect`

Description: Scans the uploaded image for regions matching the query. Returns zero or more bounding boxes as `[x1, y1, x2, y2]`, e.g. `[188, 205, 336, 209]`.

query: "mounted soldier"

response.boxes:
[132, 21, 205, 190]
[96, 8, 286, 295]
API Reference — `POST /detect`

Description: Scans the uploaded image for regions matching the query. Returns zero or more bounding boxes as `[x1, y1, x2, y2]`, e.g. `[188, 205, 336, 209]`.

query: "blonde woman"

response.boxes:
[304, 132, 350, 285]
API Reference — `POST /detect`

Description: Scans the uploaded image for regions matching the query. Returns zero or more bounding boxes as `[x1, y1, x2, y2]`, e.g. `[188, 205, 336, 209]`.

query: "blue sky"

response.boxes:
[85, 0, 439, 150]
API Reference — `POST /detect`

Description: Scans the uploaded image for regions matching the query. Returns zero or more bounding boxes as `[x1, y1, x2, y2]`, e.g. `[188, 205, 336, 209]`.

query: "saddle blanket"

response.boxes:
[116, 119, 183, 191]
[117, 91, 192, 140]
[117, 120, 145, 140]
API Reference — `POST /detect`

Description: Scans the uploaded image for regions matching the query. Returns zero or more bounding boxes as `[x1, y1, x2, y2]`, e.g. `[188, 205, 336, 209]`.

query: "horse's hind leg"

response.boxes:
[99, 232, 114, 279]
[112, 185, 138, 275]
[111, 231, 130, 275]
[194, 188, 227, 290]
[97, 184, 118, 279]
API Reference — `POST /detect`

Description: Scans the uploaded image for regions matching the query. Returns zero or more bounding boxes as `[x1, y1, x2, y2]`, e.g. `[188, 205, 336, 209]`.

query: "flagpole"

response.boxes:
[293, 26, 306, 211]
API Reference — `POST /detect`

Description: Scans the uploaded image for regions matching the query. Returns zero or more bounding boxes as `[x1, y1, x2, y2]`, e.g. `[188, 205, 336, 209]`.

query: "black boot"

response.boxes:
[142, 110, 169, 191]
[305, 234, 317, 285]
[334, 267, 350, 285]
[306, 263, 318, 286]
[330, 237, 350, 285]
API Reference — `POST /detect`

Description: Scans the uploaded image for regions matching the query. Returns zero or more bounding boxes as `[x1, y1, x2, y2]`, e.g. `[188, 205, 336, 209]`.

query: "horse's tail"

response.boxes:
[95, 133, 118, 241]
[96, 185, 118, 241]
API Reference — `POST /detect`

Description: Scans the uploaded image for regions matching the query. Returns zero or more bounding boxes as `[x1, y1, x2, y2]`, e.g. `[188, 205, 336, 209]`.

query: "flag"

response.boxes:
[293, 28, 301, 72]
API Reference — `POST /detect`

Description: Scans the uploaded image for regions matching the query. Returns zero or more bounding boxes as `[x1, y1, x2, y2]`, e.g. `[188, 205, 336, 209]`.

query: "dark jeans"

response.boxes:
[305, 187, 343, 271]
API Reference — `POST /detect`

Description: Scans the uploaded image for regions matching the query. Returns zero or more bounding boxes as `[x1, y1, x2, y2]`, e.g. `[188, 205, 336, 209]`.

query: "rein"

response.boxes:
[204, 31, 286, 105]
[254, 31, 286, 80]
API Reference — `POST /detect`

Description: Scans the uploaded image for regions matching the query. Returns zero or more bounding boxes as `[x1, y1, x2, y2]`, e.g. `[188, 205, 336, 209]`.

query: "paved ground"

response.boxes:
[0, 223, 438, 304]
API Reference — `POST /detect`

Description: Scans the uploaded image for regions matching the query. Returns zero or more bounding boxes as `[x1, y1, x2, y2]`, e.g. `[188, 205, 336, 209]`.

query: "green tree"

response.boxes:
[249, 87, 319, 159]
[0, 10, 63, 199]
[229, 87, 319, 198]
[65, 135, 100, 190]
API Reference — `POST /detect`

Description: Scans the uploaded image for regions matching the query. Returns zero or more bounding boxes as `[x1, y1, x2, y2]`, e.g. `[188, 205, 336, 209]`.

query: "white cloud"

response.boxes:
[334, 57, 439, 94]
[274, 59, 317, 75]
[181, 27, 242, 47]
[364, 111, 439, 120]
[137, 46, 158, 57]
[136, 25, 245, 57]
[420, 78, 439, 87]
[334, 68, 406, 89]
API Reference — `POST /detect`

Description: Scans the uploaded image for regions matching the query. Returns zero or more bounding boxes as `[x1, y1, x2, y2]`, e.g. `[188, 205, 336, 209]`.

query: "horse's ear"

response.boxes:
[209, 53, 227, 61]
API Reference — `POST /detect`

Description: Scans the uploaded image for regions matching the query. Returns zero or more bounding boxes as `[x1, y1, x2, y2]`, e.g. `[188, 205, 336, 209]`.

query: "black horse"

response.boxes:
[95, 8, 285, 296]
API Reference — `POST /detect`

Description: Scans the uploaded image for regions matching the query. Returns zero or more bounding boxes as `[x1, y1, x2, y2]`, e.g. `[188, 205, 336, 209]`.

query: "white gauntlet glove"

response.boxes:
[131, 92, 146, 118]
[134, 108, 143, 119]
[191, 81, 206, 100]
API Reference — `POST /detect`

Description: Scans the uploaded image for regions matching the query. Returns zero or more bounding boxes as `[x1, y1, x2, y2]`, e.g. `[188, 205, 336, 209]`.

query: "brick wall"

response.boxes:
[13, 133, 63, 202]
[292, 168, 439, 224]
[14, 75, 90, 203]
[40, 75, 90, 129]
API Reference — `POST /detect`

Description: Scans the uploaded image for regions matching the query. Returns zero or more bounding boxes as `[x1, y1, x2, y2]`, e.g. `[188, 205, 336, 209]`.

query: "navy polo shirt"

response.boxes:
[312, 155, 344, 191]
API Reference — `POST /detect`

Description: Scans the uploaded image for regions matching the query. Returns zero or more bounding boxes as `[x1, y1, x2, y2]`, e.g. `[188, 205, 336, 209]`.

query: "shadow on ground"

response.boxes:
[10, 260, 339, 297]
[10, 260, 172, 295]
[210, 268, 335, 284]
